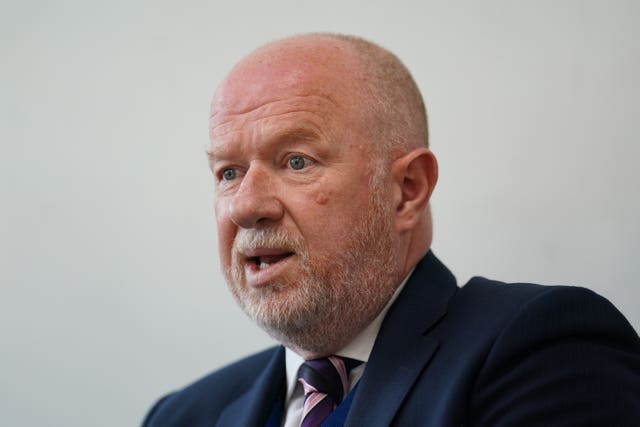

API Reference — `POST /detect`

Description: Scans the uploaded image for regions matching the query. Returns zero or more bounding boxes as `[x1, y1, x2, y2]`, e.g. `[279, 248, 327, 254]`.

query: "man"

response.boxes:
[143, 33, 640, 426]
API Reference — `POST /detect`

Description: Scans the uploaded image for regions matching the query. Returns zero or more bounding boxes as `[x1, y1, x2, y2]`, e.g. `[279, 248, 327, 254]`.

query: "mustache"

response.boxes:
[233, 229, 305, 254]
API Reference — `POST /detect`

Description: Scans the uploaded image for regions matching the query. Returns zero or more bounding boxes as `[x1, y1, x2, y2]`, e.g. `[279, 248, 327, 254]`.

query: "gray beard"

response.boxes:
[224, 182, 402, 356]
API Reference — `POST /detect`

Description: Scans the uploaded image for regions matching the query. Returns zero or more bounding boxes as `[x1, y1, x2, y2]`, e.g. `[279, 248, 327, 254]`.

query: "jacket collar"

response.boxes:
[345, 251, 458, 426]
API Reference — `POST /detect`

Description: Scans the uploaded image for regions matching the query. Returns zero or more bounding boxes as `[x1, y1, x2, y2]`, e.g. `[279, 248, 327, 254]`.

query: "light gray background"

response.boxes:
[2, 1, 638, 426]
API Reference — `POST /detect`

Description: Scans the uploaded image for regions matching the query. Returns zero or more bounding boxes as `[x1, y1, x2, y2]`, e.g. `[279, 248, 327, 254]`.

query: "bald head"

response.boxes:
[211, 33, 428, 165]
[322, 34, 429, 155]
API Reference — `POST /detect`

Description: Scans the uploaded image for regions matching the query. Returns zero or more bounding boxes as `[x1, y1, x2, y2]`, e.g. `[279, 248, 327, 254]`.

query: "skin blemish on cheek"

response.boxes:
[313, 190, 330, 205]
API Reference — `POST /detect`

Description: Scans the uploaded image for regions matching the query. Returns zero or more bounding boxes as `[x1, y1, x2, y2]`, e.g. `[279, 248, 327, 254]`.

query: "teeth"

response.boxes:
[259, 261, 270, 270]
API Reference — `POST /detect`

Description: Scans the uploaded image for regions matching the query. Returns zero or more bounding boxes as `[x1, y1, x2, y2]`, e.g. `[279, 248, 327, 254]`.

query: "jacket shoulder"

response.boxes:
[456, 277, 637, 341]
[453, 278, 640, 425]
[142, 346, 282, 427]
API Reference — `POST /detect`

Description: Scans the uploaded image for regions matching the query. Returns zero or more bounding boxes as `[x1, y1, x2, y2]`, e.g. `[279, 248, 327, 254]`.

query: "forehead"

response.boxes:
[207, 38, 375, 164]
[210, 37, 362, 127]
[211, 94, 337, 141]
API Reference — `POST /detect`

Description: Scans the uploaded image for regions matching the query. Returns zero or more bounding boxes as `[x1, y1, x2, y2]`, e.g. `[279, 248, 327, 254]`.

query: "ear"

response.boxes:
[390, 148, 438, 233]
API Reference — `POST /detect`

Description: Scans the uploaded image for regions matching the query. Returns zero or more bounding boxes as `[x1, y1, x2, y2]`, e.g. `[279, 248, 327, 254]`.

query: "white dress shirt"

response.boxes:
[282, 269, 414, 427]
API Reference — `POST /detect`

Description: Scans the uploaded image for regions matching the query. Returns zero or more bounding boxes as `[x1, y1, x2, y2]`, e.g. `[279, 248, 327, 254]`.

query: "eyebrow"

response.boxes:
[272, 127, 320, 145]
[205, 127, 321, 161]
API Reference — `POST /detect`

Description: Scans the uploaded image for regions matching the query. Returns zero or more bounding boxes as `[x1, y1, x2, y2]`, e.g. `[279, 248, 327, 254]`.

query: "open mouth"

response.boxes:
[246, 252, 295, 270]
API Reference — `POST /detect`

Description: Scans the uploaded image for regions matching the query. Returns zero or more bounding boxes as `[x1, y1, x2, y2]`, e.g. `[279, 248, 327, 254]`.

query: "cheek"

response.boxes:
[215, 211, 234, 265]
[308, 174, 369, 210]
[309, 179, 339, 206]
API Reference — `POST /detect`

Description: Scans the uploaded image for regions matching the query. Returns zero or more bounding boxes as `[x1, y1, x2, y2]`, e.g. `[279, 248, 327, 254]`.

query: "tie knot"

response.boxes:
[297, 355, 362, 403]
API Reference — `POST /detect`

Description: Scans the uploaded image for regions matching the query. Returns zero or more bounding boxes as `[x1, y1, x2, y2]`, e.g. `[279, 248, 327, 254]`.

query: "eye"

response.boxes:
[288, 155, 307, 170]
[221, 168, 237, 181]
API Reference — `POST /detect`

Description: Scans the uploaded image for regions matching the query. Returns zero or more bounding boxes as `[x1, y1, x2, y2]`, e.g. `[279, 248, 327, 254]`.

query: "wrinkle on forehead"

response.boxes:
[210, 69, 345, 117]
[209, 94, 339, 137]
[210, 92, 339, 120]
[208, 112, 336, 163]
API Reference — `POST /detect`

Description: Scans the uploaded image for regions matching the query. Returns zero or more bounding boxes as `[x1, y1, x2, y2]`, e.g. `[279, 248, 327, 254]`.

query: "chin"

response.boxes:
[229, 263, 399, 356]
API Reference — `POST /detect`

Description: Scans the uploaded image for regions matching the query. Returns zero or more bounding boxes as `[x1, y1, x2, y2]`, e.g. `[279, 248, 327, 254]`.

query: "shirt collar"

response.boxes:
[284, 267, 415, 401]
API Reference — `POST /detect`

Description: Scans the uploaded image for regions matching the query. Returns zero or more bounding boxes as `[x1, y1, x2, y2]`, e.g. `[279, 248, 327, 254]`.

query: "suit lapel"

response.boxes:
[216, 346, 286, 427]
[345, 252, 457, 427]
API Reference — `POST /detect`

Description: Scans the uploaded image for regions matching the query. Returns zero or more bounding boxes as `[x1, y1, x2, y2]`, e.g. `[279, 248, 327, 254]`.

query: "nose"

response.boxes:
[227, 165, 284, 229]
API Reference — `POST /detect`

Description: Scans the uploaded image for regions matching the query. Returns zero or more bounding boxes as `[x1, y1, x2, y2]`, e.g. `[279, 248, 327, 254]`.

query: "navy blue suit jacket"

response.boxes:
[143, 252, 640, 426]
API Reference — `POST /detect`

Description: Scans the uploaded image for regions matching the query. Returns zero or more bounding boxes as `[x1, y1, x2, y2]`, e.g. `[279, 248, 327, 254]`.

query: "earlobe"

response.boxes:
[392, 148, 438, 232]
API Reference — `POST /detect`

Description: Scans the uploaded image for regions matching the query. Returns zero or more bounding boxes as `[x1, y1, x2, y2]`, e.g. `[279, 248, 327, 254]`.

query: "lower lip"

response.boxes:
[244, 255, 295, 288]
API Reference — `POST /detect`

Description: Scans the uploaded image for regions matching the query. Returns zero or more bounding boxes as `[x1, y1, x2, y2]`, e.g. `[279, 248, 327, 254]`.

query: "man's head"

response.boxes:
[207, 33, 438, 358]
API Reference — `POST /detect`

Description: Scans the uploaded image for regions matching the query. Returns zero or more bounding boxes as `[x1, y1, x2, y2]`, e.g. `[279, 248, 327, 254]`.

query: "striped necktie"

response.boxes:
[297, 355, 362, 427]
